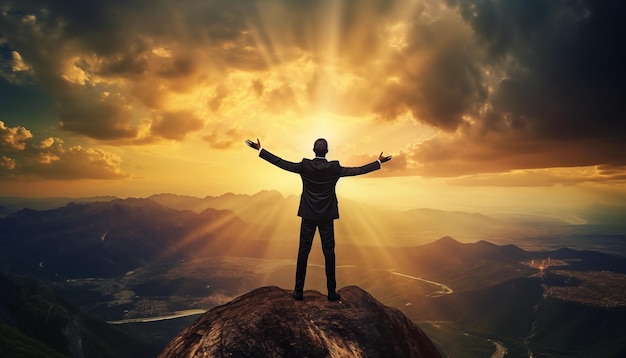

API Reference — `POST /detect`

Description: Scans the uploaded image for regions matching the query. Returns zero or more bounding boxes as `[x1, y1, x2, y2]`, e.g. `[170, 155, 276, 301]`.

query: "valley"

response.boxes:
[543, 270, 626, 308]
[47, 248, 626, 358]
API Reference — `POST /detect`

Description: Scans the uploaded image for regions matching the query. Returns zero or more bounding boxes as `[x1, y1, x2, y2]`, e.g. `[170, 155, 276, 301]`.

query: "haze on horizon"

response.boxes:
[1, 0, 625, 222]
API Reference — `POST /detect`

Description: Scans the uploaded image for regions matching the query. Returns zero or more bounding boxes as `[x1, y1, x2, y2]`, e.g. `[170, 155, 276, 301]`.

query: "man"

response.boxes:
[245, 137, 392, 301]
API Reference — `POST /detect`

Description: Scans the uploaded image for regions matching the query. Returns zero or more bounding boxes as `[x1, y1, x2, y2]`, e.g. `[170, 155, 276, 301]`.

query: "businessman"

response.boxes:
[245, 138, 391, 301]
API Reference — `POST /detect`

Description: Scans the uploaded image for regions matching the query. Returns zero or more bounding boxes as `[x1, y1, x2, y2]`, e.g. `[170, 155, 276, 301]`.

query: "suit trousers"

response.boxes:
[294, 218, 336, 293]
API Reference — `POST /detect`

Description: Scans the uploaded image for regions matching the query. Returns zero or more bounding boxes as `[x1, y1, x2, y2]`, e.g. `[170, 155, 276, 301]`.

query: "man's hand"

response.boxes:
[379, 152, 392, 163]
[245, 138, 261, 150]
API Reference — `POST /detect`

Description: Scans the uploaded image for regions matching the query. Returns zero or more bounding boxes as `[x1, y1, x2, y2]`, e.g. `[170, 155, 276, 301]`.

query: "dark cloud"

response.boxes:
[471, 0, 626, 140]
[96, 46, 150, 78]
[373, 10, 488, 130]
[378, 0, 626, 176]
[57, 90, 138, 140]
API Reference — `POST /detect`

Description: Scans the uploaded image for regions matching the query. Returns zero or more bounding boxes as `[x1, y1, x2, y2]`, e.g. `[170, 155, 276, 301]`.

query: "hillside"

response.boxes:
[0, 273, 160, 358]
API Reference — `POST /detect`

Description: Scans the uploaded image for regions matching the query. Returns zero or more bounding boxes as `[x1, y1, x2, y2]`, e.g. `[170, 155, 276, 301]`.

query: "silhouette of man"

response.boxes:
[246, 138, 391, 301]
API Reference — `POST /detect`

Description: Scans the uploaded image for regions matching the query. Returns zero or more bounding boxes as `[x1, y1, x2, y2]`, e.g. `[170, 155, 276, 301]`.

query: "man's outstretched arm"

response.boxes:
[340, 152, 392, 177]
[245, 138, 301, 173]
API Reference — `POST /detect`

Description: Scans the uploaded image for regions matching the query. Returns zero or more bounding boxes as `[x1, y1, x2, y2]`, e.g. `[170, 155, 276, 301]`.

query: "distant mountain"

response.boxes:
[151, 191, 623, 249]
[0, 273, 160, 358]
[374, 236, 626, 292]
[0, 196, 118, 216]
[149, 190, 286, 214]
[158, 286, 442, 358]
[149, 190, 299, 232]
[358, 237, 537, 293]
[150, 192, 537, 246]
[150, 191, 301, 242]
[6, 192, 618, 249]
[0, 198, 254, 278]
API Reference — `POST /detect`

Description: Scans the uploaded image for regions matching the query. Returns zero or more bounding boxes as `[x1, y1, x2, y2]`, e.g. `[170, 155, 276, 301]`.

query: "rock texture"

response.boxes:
[158, 286, 441, 358]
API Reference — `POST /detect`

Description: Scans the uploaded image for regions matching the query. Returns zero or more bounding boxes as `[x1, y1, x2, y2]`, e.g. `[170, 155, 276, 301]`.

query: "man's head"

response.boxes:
[313, 138, 328, 157]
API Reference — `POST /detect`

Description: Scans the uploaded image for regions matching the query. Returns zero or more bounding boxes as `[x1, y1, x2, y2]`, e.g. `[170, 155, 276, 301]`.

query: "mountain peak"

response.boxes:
[433, 236, 460, 246]
[158, 286, 441, 358]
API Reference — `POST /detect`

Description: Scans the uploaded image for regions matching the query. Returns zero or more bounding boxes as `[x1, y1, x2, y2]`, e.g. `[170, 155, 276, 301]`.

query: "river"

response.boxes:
[489, 339, 507, 358]
[107, 309, 207, 325]
[389, 271, 454, 296]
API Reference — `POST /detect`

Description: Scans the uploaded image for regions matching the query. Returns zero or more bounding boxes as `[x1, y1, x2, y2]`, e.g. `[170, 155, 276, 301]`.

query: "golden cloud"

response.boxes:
[0, 122, 127, 180]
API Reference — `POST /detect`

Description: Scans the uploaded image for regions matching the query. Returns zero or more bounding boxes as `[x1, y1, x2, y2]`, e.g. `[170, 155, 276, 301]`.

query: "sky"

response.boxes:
[1, 0, 625, 220]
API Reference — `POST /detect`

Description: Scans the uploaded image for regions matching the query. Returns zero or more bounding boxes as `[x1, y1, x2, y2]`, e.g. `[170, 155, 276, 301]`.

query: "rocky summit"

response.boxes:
[158, 286, 441, 358]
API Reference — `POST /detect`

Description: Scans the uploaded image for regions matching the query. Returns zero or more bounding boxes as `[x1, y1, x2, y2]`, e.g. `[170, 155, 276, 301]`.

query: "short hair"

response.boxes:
[313, 138, 328, 156]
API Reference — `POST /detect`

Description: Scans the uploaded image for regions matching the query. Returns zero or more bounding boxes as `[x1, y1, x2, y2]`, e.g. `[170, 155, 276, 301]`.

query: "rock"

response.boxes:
[159, 286, 441, 358]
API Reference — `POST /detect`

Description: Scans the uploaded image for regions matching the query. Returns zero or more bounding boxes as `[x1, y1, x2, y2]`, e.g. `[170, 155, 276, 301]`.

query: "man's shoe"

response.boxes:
[293, 290, 303, 300]
[328, 291, 341, 301]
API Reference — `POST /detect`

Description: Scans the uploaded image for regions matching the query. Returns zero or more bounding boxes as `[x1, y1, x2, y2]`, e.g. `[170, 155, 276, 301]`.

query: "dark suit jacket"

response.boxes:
[259, 148, 380, 221]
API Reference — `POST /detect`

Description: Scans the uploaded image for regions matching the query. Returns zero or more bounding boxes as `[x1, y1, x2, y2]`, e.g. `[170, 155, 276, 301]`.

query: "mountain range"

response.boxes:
[0, 198, 258, 278]
[1, 194, 625, 357]
[7, 191, 616, 248]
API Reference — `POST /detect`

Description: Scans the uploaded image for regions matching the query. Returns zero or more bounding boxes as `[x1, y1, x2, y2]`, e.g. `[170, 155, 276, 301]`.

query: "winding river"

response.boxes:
[389, 271, 454, 296]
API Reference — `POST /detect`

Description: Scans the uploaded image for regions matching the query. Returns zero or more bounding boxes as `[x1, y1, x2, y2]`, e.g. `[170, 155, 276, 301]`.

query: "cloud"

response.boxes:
[149, 111, 204, 141]
[372, 0, 626, 179]
[11, 51, 30, 71]
[32, 145, 127, 179]
[0, 121, 127, 180]
[0, 0, 414, 143]
[385, 130, 626, 180]
[448, 166, 626, 187]
[428, 1, 625, 169]
[0, 0, 259, 142]
[203, 127, 247, 150]
[372, 9, 488, 130]
[57, 90, 138, 140]
[0, 0, 624, 180]
[0, 120, 33, 152]
[474, 1, 626, 139]
[0, 156, 16, 170]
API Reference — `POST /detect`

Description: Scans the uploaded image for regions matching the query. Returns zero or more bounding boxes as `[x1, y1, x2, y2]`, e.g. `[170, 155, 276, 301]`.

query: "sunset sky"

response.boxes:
[1, 0, 625, 219]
